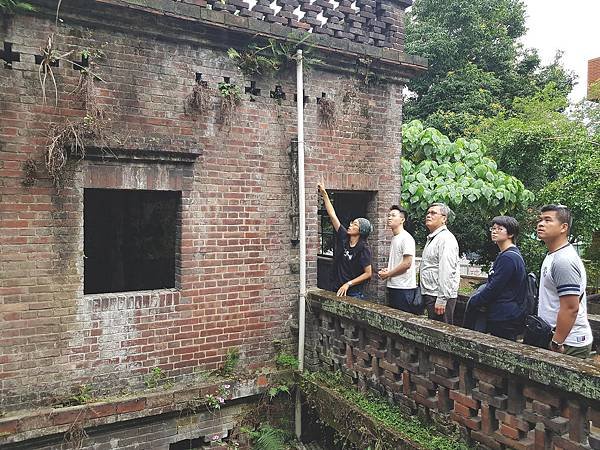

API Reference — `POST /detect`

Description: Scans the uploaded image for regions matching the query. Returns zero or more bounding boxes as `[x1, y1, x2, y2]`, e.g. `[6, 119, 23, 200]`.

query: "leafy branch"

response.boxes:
[0, 0, 35, 13]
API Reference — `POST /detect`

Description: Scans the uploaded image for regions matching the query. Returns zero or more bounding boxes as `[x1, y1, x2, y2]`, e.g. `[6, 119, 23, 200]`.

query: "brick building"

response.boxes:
[0, 0, 425, 423]
[589, 57, 600, 101]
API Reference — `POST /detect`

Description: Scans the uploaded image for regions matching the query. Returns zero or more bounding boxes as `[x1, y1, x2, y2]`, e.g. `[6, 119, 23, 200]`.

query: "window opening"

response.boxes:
[84, 188, 180, 294]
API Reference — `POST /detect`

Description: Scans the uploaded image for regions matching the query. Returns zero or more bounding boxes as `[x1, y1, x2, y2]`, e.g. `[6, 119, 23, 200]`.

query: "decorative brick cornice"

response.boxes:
[24, 0, 427, 76]
[94, 0, 414, 49]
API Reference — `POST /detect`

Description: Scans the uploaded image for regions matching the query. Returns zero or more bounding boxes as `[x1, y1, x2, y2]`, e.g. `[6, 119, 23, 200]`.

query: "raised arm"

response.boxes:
[318, 182, 341, 231]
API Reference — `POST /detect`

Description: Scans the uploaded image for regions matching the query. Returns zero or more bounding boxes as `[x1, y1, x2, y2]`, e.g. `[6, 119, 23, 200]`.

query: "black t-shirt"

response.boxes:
[333, 225, 372, 290]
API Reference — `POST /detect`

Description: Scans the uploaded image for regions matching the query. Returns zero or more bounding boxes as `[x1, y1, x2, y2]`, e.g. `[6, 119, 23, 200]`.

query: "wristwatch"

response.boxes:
[347, 281, 353, 287]
[550, 339, 564, 351]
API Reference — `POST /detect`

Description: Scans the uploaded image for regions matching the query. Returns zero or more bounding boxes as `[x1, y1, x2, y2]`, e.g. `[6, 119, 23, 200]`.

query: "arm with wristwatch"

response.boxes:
[549, 294, 581, 353]
[337, 270, 373, 297]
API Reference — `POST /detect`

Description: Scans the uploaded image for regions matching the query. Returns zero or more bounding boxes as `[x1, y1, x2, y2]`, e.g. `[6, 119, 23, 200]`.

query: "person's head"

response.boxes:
[348, 217, 373, 239]
[425, 203, 450, 232]
[537, 204, 572, 244]
[489, 215, 519, 246]
[387, 205, 408, 231]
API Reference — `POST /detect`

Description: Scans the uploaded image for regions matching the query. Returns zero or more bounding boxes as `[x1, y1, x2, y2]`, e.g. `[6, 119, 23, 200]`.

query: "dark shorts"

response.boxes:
[387, 288, 420, 314]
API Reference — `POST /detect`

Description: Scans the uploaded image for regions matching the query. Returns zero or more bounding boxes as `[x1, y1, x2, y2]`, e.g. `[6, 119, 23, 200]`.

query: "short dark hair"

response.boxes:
[491, 216, 519, 242]
[541, 204, 573, 231]
[390, 205, 408, 220]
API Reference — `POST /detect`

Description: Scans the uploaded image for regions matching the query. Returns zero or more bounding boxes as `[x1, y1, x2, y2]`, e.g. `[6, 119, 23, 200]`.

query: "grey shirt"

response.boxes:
[419, 226, 460, 306]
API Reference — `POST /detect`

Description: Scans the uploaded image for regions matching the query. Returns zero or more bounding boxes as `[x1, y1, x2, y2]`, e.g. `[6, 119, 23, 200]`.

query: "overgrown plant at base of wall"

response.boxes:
[300, 371, 471, 450]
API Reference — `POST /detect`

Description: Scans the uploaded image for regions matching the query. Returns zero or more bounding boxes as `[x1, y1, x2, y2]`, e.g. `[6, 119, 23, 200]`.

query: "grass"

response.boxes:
[305, 371, 470, 450]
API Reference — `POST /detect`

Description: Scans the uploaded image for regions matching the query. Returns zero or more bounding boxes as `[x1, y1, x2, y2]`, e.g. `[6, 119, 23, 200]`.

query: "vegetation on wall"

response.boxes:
[227, 32, 320, 78]
[318, 97, 336, 129]
[45, 51, 109, 187]
[217, 80, 241, 127]
[184, 79, 209, 115]
[302, 371, 470, 450]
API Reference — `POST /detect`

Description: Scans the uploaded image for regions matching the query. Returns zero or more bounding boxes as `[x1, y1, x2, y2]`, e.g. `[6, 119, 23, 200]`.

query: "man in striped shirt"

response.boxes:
[537, 204, 593, 358]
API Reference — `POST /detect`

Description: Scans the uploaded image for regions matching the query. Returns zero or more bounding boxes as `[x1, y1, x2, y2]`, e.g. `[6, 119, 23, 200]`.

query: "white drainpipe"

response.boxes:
[295, 48, 306, 441]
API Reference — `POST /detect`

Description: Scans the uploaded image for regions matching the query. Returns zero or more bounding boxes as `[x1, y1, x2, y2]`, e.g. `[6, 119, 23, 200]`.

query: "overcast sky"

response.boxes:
[520, 0, 600, 101]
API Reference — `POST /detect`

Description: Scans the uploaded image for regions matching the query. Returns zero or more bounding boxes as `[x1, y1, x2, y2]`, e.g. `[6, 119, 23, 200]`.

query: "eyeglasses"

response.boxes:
[489, 226, 506, 233]
[426, 211, 446, 217]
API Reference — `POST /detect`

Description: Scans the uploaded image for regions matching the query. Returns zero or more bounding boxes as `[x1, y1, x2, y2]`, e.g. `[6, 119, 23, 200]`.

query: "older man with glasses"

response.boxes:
[419, 203, 460, 324]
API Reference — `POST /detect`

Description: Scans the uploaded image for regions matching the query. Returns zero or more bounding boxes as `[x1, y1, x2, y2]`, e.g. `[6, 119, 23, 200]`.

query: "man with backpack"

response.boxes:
[537, 205, 593, 358]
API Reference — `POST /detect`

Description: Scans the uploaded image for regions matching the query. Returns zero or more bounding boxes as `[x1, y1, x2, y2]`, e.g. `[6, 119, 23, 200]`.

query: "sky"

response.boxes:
[520, 0, 600, 101]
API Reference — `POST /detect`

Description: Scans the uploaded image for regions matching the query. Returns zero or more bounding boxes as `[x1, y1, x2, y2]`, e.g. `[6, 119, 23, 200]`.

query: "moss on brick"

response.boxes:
[307, 289, 600, 400]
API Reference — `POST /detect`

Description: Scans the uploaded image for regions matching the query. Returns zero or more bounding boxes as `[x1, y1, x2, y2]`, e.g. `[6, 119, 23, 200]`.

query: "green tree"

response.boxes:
[475, 84, 590, 192]
[401, 120, 534, 266]
[477, 85, 600, 256]
[404, 0, 575, 138]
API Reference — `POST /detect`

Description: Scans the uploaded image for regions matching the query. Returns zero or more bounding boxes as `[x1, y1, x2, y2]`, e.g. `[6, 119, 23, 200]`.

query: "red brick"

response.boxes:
[499, 423, 520, 440]
[115, 398, 146, 414]
[0, 418, 19, 435]
[450, 389, 480, 410]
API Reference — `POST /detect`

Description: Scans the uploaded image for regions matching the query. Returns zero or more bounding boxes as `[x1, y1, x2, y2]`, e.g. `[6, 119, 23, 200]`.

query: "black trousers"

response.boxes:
[423, 294, 457, 325]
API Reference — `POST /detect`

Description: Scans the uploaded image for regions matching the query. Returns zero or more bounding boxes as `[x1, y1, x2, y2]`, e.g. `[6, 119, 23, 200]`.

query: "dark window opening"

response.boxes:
[169, 437, 205, 450]
[317, 191, 371, 290]
[84, 189, 180, 295]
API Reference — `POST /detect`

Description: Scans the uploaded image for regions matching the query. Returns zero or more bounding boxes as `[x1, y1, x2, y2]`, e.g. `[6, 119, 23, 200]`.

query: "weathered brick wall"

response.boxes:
[307, 289, 600, 450]
[0, 374, 281, 449]
[0, 1, 423, 410]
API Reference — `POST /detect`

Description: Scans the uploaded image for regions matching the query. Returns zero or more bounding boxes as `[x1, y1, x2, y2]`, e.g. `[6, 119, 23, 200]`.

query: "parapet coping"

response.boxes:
[92, 0, 428, 70]
[0, 371, 281, 446]
[307, 289, 600, 401]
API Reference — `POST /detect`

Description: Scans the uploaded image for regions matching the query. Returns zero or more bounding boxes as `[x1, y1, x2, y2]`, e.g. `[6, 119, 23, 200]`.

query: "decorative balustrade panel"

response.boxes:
[308, 290, 600, 450]
[185, 0, 409, 48]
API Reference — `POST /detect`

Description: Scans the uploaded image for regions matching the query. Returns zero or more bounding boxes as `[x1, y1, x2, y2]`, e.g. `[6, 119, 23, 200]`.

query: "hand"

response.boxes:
[378, 268, 389, 280]
[435, 304, 446, 316]
[549, 337, 565, 354]
[337, 282, 350, 297]
[317, 182, 326, 195]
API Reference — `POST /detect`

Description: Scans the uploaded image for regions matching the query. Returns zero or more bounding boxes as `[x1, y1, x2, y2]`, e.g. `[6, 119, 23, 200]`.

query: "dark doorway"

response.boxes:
[84, 189, 180, 295]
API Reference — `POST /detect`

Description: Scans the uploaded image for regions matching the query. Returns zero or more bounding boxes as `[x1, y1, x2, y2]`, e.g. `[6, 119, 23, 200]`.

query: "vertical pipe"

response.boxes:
[295, 48, 306, 441]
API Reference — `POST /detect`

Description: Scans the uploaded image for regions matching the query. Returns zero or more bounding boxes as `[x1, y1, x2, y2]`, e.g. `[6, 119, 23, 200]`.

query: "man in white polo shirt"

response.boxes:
[537, 204, 593, 358]
[378, 206, 418, 313]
